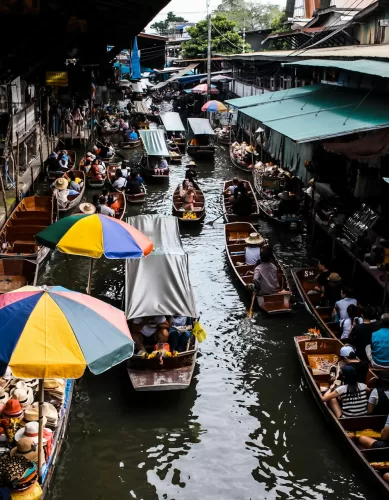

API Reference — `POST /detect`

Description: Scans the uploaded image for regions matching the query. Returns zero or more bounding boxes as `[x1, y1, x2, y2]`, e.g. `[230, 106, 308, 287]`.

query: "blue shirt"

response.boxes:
[371, 328, 389, 367]
[129, 131, 138, 141]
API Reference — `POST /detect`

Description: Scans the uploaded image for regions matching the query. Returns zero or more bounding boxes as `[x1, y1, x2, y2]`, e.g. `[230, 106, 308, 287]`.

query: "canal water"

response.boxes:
[42, 143, 377, 499]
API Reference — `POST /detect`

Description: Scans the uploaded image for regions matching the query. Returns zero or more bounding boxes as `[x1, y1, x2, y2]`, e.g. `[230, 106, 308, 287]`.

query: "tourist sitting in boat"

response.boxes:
[96, 195, 115, 217]
[183, 187, 196, 212]
[332, 287, 357, 322]
[124, 128, 138, 142]
[52, 178, 79, 208]
[359, 417, 389, 454]
[45, 152, 59, 173]
[348, 306, 379, 361]
[340, 305, 362, 340]
[132, 316, 170, 354]
[224, 177, 239, 198]
[125, 171, 142, 195]
[58, 150, 69, 170]
[336, 345, 368, 384]
[232, 190, 252, 217]
[79, 202, 96, 215]
[90, 159, 103, 180]
[185, 161, 198, 184]
[168, 315, 193, 353]
[99, 140, 114, 159]
[368, 372, 389, 415]
[322, 365, 368, 418]
[155, 156, 169, 175]
[366, 313, 389, 368]
[112, 169, 126, 191]
[253, 246, 280, 296]
[167, 140, 180, 153]
[245, 233, 264, 265]
[314, 259, 331, 293]
[65, 171, 82, 192]
[323, 272, 343, 307]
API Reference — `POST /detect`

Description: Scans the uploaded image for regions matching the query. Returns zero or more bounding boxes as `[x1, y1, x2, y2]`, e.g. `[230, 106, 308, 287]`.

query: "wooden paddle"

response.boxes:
[206, 213, 226, 225]
[248, 290, 256, 319]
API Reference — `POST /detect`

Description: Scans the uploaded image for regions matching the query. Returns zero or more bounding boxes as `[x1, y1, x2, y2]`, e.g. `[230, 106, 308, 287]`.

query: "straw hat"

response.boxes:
[53, 178, 68, 190]
[20, 407, 47, 428]
[0, 388, 9, 405]
[79, 203, 96, 214]
[245, 145, 256, 153]
[278, 191, 296, 201]
[10, 438, 39, 462]
[31, 402, 58, 426]
[3, 399, 24, 418]
[245, 233, 264, 246]
[44, 379, 65, 390]
[11, 387, 34, 409]
[328, 272, 341, 282]
[187, 160, 197, 167]
[15, 421, 47, 443]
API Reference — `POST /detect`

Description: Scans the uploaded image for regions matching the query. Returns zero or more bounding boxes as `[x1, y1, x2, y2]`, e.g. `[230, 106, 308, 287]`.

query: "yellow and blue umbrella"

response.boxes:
[36, 213, 153, 259]
[201, 100, 227, 113]
[0, 285, 134, 379]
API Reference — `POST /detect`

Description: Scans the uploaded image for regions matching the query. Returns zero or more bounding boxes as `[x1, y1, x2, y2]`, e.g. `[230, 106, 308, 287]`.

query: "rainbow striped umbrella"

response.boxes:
[201, 100, 227, 112]
[36, 213, 153, 259]
[0, 285, 134, 378]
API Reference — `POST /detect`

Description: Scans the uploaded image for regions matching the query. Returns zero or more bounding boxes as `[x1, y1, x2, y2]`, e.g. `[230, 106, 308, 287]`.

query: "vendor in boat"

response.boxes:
[169, 315, 193, 353]
[132, 316, 170, 354]
[368, 372, 389, 415]
[185, 161, 198, 185]
[183, 187, 196, 212]
[243, 145, 257, 166]
[366, 313, 389, 368]
[155, 156, 169, 175]
[125, 170, 143, 196]
[252, 246, 280, 296]
[322, 365, 368, 419]
[277, 191, 299, 217]
[245, 233, 264, 266]
[323, 272, 343, 307]
[52, 178, 80, 208]
[167, 140, 180, 154]
[231, 190, 252, 217]
[180, 179, 191, 198]
[224, 177, 239, 198]
[315, 259, 331, 293]
[112, 168, 126, 191]
[332, 287, 357, 322]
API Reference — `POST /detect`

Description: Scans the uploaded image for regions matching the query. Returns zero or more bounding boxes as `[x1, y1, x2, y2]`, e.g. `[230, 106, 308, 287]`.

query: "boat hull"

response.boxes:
[229, 146, 252, 173]
[172, 184, 206, 223]
[223, 180, 260, 225]
[187, 144, 215, 158]
[120, 139, 142, 149]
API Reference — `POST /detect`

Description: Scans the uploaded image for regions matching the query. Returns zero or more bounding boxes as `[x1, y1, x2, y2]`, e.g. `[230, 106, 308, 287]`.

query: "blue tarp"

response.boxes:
[130, 36, 141, 80]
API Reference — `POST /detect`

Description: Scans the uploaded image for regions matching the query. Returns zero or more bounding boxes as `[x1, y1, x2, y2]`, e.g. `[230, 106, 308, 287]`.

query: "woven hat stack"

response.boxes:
[31, 402, 58, 428]
[44, 379, 66, 404]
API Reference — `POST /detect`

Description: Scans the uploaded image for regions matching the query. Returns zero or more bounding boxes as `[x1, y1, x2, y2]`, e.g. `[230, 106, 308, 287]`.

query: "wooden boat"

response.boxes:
[222, 180, 260, 225]
[119, 139, 142, 149]
[187, 140, 215, 159]
[140, 163, 169, 182]
[107, 164, 123, 191]
[229, 145, 252, 173]
[169, 151, 182, 163]
[173, 137, 186, 151]
[47, 150, 76, 182]
[187, 118, 215, 159]
[225, 222, 292, 314]
[172, 184, 206, 223]
[100, 126, 120, 135]
[0, 258, 39, 292]
[52, 170, 86, 213]
[125, 215, 198, 391]
[295, 335, 389, 497]
[86, 173, 107, 189]
[0, 196, 55, 263]
[126, 184, 147, 204]
[292, 267, 341, 340]
[109, 192, 126, 220]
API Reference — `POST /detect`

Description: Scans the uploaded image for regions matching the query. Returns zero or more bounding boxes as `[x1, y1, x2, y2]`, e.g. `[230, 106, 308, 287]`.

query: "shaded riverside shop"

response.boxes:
[227, 59, 389, 307]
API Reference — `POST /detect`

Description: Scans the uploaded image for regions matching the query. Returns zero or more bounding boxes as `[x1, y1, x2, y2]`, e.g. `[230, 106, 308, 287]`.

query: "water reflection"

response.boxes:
[45, 143, 376, 499]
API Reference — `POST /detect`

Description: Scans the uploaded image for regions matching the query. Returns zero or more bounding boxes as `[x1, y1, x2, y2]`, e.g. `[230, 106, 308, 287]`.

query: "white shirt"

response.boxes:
[133, 316, 167, 337]
[227, 185, 237, 195]
[112, 177, 126, 189]
[245, 246, 261, 266]
[335, 297, 357, 321]
[98, 204, 115, 217]
[369, 388, 389, 406]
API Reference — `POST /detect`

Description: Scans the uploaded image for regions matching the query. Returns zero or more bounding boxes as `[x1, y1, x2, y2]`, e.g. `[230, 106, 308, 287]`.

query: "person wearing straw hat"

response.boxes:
[52, 178, 79, 209]
[245, 233, 265, 266]
[185, 161, 198, 186]
[78, 203, 96, 215]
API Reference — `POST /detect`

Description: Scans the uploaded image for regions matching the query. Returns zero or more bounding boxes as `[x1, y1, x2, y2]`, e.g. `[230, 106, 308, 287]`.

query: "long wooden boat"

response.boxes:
[295, 335, 389, 497]
[47, 150, 76, 182]
[52, 170, 86, 213]
[229, 145, 252, 173]
[0, 258, 39, 292]
[169, 151, 182, 163]
[172, 184, 206, 223]
[225, 222, 291, 314]
[173, 137, 186, 152]
[292, 267, 340, 340]
[119, 139, 142, 149]
[86, 174, 107, 189]
[222, 180, 260, 225]
[140, 164, 169, 182]
[187, 141, 215, 159]
[109, 192, 126, 220]
[0, 196, 55, 262]
[126, 184, 147, 204]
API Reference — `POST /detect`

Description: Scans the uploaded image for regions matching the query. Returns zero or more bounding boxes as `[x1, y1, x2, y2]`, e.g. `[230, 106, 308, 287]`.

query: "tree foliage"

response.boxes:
[181, 14, 251, 58]
[150, 11, 188, 35]
[215, 0, 284, 31]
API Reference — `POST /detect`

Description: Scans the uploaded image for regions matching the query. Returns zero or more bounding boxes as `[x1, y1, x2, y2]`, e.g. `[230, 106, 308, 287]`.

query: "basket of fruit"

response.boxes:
[182, 211, 197, 220]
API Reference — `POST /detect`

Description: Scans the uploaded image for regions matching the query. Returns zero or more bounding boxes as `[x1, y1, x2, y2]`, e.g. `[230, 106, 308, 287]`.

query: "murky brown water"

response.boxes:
[40, 137, 378, 499]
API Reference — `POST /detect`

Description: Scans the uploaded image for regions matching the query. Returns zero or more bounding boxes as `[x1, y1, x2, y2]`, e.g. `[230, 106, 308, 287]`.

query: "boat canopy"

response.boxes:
[133, 100, 150, 114]
[125, 215, 198, 320]
[160, 112, 185, 132]
[188, 118, 214, 136]
[139, 129, 169, 156]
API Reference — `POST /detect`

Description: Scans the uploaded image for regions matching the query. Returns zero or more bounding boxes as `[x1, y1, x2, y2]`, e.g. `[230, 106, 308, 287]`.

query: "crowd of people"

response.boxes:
[110, 167, 144, 197]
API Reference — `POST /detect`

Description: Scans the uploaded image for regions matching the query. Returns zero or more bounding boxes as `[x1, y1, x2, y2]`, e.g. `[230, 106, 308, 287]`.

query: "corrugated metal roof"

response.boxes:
[153, 63, 199, 90]
[160, 112, 185, 131]
[188, 118, 214, 135]
[225, 84, 323, 109]
[238, 84, 389, 143]
[283, 59, 389, 78]
[139, 129, 169, 156]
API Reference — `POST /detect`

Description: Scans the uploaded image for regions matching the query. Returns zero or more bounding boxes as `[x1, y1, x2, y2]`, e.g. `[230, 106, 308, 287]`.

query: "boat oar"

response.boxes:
[248, 290, 256, 319]
[206, 213, 226, 225]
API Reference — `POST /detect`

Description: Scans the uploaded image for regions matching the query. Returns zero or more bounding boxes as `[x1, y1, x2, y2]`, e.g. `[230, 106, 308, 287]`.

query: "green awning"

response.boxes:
[188, 118, 214, 135]
[225, 84, 323, 109]
[283, 59, 389, 79]
[160, 112, 185, 132]
[238, 85, 389, 143]
[139, 129, 169, 156]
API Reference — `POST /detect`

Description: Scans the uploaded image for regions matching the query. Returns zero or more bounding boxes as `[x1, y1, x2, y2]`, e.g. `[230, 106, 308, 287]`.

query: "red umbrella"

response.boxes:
[191, 84, 219, 94]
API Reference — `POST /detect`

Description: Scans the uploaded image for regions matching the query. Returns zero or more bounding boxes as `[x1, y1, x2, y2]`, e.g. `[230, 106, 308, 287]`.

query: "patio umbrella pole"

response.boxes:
[38, 378, 44, 481]
[87, 257, 94, 295]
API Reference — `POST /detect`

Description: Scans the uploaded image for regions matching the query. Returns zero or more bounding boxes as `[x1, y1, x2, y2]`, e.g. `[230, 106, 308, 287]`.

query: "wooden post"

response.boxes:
[71, 117, 74, 146]
[37, 379, 44, 481]
[15, 132, 20, 201]
[87, 258, 94, 294]
[0, 170, 8, 219]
